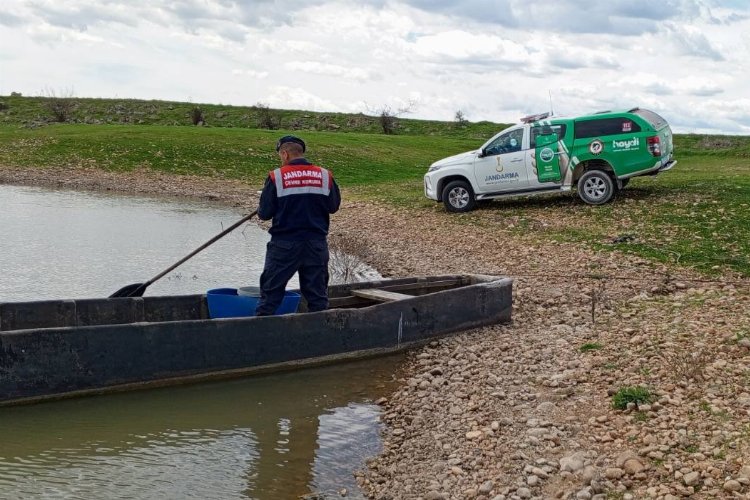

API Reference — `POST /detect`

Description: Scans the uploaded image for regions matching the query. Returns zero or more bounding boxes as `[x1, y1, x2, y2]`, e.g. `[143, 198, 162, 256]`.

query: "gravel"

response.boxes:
[4, 164, 749, 500]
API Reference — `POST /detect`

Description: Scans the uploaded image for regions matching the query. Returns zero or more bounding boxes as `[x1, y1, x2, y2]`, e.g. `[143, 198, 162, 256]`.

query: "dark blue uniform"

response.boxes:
[256, 158, 341, 315]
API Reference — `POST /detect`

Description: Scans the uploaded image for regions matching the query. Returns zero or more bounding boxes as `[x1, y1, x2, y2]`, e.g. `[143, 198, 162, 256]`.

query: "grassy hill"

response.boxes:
[0, 94, 504, 140]
[1, 94, 749, 277]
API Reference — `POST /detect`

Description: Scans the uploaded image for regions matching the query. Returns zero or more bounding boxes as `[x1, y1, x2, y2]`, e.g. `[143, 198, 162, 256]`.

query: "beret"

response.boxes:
[276, 135, 306, 153]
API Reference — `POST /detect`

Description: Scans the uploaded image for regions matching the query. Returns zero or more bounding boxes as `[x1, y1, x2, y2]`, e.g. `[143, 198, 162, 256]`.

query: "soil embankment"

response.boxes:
[2, 165, 749, 499]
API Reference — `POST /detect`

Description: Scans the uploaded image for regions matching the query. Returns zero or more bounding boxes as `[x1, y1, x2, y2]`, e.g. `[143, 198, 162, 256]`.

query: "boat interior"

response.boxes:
[0, 275, 482, 332]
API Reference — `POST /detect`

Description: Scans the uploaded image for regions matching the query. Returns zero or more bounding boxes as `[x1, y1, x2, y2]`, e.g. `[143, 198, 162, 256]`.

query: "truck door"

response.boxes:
[534, 132, 561, 183]
[473, 127, 529, 193]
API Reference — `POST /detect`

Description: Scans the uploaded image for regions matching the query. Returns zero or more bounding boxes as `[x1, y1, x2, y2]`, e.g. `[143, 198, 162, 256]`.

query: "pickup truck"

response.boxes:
[424, 108, 676, 212]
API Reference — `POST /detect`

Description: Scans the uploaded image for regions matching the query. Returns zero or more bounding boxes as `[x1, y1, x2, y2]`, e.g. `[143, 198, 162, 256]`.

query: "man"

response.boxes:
[255, 135, 341, 315]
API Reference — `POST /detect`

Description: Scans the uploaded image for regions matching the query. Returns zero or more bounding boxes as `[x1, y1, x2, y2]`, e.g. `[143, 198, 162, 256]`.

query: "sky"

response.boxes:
[1, 0, 749, 135]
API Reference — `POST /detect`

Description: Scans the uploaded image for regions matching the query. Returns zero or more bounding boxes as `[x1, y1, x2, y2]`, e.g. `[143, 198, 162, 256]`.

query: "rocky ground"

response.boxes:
[2, 165, 749, 499]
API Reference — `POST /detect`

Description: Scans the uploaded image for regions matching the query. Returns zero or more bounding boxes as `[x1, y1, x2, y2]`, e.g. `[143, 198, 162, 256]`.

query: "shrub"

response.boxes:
[189, 106, 205, 126]
[41, 87, 76, 122]
[579, 342, 603, 352]
[328, 233, 376, 284]
[612, 386, 653, 410]
[366, 101, 416, 135]
[253, 102, 280, 130]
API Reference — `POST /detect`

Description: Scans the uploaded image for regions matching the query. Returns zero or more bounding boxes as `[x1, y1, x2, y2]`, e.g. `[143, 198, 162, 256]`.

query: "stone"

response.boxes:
[560, 452, 586, 472]
[527, 475, 539, 486]
[516, 487, 531, 499]
[616, 451, 640, 468]
[479, 480, 494, 495]
[738, 466, 750, 479]
[581, 465, 598, 485]
[623, 458, 646, 475]
[683, 471, 700, 486]
[466, 431, 483, 440]
[604, 468, 624, 480]
[530, 466, 549, 479]
[723, 480, 741, 492]
[424, 491, 443, 500]
[576, 488, 592, 500]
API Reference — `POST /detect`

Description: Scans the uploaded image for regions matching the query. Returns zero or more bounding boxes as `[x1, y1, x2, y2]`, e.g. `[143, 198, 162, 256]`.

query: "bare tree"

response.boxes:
[252, 102, 281, 130]
[328, 233, 377, 284]
[190, 106, 205, 126]
[41, 87, 77, 123]
[454, 109, 468, 125]
[366, 100, 417, 135]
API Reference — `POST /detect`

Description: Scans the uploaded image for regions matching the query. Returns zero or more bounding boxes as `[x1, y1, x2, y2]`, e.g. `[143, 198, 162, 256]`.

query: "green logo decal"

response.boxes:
[539, 147, 555, 163]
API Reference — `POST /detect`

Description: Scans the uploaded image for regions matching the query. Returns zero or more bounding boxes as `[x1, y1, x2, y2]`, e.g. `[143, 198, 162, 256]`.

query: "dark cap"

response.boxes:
[276, 135, 306, 153]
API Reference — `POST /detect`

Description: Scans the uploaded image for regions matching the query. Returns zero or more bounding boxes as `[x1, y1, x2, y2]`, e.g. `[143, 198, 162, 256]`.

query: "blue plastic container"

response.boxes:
[206, 288, 301, 319]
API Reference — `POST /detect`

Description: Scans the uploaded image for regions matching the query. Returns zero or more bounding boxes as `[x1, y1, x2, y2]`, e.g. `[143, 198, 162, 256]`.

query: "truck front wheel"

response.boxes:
[442, 180, 476, 212]
[577, 170, 615, 205]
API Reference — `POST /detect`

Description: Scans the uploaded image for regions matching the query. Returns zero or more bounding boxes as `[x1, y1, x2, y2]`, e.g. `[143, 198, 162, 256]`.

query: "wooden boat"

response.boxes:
[0, 274, 512, 406]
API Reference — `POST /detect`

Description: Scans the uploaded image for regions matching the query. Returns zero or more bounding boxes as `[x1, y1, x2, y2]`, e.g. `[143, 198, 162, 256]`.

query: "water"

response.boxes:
[0, 184, 398, 499]
[0, 184, 289, 301]
[0, 358, 403, 499]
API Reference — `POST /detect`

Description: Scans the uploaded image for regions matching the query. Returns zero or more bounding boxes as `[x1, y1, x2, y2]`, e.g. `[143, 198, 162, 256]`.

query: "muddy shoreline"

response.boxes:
[2, 165, 750, 499]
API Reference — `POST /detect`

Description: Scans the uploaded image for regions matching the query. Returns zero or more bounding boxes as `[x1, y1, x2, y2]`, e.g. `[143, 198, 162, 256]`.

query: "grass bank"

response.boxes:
[1, 112, 749, 277]
[0, 94, 503, 140]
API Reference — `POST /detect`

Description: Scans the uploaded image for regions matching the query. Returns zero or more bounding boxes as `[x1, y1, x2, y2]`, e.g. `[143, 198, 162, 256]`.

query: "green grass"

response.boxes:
[0, 124, 478, 186]
[462, 148, 750, 276]
[0, 94, 506, 140]
[2, 94, 750, 277]
[612, 386, 653, 410]
[579, 342, 603, 352]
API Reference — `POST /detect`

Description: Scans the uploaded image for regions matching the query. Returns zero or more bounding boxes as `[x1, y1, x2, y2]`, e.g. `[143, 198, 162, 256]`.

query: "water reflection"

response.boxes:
[0, 355, 403, 499]
[0, 183, 395, 498]
[0, 184, 286, 301]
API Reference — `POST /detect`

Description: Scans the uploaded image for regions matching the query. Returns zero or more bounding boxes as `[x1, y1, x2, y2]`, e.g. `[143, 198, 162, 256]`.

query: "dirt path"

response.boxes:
[3, 165, 749, 499]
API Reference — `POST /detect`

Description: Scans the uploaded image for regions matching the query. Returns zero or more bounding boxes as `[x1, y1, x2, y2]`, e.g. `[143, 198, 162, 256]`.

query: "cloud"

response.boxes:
[264, 86, 341, 112]
[27, 23, 116, 46]
[402, 0, 518, 27]
[662, 23, 725, 60]
[27, 1, 141, 31]
[232, 69, 269, 79]
[643, 82, 674, 96]
[544, 50, 620, 71]
[0, 11, 28, 27]
[402, 0, 702, 35]
[284, 61, 373, 82]
[410, 30, 530, 66]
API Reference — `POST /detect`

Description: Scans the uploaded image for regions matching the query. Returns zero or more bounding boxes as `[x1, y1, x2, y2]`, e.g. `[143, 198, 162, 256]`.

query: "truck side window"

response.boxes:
[530, 124, 566, 148]
[574, 118, 641, 139]
[485, 128, 524, 156]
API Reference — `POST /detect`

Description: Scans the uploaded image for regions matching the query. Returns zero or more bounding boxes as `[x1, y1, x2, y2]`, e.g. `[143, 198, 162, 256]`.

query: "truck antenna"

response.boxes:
[548, 90, 554, 117]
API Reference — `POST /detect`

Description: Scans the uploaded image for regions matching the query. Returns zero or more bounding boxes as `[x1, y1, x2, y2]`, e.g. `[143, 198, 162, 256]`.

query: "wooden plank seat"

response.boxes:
[351, 288, 413, 303]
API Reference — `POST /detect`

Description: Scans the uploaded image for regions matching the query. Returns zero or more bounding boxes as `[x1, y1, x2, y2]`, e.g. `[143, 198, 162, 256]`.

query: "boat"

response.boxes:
[0, 274, 512, 406]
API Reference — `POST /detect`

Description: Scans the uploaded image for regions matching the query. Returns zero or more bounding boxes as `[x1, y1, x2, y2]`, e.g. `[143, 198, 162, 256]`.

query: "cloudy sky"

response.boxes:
[1, 0, 749, 134]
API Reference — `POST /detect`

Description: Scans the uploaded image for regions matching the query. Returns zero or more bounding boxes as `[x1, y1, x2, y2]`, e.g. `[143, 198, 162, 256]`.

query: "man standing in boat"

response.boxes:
[255, 135, 341, 315]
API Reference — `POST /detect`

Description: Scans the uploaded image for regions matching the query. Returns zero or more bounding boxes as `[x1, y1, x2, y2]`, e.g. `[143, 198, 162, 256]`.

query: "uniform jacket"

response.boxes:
[258, 158, 341, 241]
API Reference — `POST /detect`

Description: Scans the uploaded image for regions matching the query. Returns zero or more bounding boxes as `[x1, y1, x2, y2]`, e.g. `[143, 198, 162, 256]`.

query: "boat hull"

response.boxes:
[1, 275, 512, 405]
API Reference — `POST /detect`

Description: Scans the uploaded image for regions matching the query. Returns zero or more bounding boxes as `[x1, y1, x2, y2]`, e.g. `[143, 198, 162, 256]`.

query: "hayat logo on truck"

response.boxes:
[612, 137, 640, 152]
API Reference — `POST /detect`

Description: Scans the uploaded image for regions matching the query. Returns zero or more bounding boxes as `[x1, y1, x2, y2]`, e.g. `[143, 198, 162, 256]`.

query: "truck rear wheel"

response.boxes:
[442, 180, 476, 212]
[577, 170, 615, 205]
